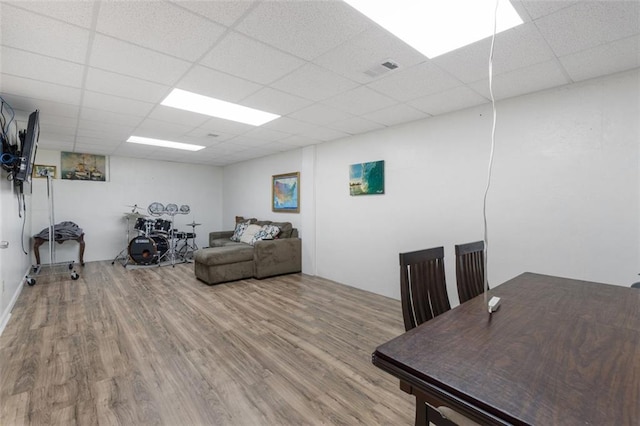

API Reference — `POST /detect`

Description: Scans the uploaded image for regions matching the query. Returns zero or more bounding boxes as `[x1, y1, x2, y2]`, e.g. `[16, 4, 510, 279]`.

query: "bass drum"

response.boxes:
[128, 235, 169, 265]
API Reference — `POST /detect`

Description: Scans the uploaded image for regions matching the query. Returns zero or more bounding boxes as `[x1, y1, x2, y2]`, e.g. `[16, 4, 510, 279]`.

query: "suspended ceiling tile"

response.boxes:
[242, 127, 292, 142]
[408, 86, 489, 116]
[1, 47, 85, 88]
[197, 116, 255, 136]
[241, 87, 314, 116]
[560, 35, 640, 82]
[518, 0, 577, 20]
[234, 0, 372, 60]
[329, 117, 385, 135]
[367, 61, 460, 102]
[1, 4, 91, 63]
[321, 86, 398, 116]
[288, 103, 354, 126]
[133, 118, 197, 140]
[279, 135, 321, 147]
[89, 34, 191, 85]
[169, 0, 256, 27]
[1, 96, 80, 121]
[313, 25, 426, 84]
[361, 103, 429, 127]
[79, 107, 142, 127]
[433, 22, 555, 83]
[201, 31, 306, 85]
[146, 105, 211, 128]
[96, 1, 225, 61]
[84, 68, 171, 104]
[469, 60, 570, 100]
[271, 63, 359, 102]
[82, 91, 155, 118]
[535, 1, 640, 57]
[0, 74, 82, 105]
[5, 1, 96, 28]
[176, 65, 263, 103]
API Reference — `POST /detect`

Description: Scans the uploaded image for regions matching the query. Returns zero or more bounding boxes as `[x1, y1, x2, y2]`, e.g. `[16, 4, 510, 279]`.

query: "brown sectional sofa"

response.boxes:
[194, 217, 302, 285]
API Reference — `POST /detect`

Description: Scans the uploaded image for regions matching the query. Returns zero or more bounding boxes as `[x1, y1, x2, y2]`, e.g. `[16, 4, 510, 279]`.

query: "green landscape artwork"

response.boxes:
[349, 160, 384, 196]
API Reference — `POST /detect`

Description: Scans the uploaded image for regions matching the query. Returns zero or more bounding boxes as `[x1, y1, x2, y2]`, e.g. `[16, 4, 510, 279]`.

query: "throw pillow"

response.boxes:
[250, 225, 281, 245]
[230, 221, 250, 242]
[239, 224, 262, 244]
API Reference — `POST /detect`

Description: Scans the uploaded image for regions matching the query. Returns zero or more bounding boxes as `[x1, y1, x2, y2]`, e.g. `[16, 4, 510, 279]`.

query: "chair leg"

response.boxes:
[414, 395, 458, 426]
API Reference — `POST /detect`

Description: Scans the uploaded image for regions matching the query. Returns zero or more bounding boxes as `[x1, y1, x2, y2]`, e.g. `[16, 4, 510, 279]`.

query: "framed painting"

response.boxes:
[61, 152, 107, 181]
[350, 160, 385, 196]
[33, 164, 56, 179]
[272, 172, 300, 213]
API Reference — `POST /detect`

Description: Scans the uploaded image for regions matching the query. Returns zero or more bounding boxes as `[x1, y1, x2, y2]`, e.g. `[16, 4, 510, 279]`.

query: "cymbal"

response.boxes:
[125, 204, 144, 211]
[124, 212, 148, 218]
[186, 222, 202, 227]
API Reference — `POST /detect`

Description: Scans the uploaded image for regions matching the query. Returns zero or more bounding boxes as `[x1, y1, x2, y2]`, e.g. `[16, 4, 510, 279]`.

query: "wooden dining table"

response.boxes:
[372, 272, 640, 425]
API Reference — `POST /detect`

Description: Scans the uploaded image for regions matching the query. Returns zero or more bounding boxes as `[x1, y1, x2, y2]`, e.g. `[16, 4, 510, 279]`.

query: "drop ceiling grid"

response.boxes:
[0, 0, 638, 167]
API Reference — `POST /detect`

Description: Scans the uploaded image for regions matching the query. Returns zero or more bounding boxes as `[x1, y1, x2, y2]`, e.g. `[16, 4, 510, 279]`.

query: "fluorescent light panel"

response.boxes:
[344, 0, 523, 58]
[161, 88, 280, 126]
[127, 136, 205, 151]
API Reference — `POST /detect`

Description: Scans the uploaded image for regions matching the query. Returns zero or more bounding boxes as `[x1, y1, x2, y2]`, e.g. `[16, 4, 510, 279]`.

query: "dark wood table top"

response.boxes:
[373, 272, 640, 425]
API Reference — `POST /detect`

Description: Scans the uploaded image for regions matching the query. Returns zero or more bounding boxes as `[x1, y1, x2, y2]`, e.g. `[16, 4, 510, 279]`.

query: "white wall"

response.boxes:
[222, 149, 304, 231]
[314, 69, 639, 300]
[29, 151, 224, 264]
[0, 174, 34, 333]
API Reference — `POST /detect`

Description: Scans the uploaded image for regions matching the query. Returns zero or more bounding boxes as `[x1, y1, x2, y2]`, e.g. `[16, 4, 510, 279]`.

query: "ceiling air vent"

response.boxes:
[364, 59, 400, 78]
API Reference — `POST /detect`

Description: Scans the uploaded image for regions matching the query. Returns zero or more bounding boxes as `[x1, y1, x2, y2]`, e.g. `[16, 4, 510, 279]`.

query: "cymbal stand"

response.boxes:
[178, 222, 199, 262]
[112, 215, 133, 266]
[157, 213, 181, 267]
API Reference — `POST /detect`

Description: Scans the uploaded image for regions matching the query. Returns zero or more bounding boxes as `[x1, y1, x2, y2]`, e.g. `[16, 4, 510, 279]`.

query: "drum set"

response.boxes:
[112, 203, 200, 267]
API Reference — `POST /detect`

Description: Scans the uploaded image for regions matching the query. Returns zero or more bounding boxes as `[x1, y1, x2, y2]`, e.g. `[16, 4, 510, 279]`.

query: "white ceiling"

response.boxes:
[1, 0, 638, 167]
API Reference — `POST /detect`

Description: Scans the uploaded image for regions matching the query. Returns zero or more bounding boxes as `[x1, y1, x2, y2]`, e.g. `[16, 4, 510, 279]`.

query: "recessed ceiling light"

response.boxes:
[127, 136, 205, 151]
[161, 88, 280, 126]
[344, 0, 523, 58]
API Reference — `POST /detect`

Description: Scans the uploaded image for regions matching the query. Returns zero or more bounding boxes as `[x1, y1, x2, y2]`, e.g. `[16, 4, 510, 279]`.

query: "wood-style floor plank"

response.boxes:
[0, 261, 413, 425]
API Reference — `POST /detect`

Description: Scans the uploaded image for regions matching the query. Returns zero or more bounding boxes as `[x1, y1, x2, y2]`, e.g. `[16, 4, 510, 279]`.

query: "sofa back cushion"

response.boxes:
[234, 217, 295, 239]
[239, 224, 262, 244]
[270, 222, 293, 238]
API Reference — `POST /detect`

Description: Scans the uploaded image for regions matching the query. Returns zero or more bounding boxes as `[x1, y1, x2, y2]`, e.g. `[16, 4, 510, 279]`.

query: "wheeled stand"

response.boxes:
[26, 171, 80, 285]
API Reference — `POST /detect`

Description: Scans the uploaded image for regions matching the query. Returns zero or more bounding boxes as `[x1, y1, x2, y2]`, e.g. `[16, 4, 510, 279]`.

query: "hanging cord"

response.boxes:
[19, 192, 28, 254]
[483, 0, 500, 306]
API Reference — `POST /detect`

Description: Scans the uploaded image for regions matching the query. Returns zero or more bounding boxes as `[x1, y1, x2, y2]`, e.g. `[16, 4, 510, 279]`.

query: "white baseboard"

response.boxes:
[0, 270, 27, 336]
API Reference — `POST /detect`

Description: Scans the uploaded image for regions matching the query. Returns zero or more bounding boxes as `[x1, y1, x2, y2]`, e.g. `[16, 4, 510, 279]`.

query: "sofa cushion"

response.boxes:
[195, 245, 254, 266]
[270, 221, 293, 238]
[250, 224, 281, 245]
[230, 221, 250, 242]
[239, 224, 262, 244]
[236, 216, 257, 224]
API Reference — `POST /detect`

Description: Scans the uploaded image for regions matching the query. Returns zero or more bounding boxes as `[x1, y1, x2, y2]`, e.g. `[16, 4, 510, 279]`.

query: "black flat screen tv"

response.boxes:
[15, 110, 39, 182]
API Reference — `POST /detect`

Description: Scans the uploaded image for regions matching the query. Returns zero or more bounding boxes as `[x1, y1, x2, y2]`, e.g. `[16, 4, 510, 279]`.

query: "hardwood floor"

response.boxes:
[0, 261, 414, 425]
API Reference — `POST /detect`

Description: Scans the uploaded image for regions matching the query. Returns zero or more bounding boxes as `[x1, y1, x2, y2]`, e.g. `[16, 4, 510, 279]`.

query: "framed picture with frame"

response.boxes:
[272, 172, 300, 213]
[33, 164, 56, 179]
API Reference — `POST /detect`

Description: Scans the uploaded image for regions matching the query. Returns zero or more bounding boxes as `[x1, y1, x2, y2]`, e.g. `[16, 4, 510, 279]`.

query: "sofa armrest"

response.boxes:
[253, 238, 302, 279]
[209, 231, 234, 246]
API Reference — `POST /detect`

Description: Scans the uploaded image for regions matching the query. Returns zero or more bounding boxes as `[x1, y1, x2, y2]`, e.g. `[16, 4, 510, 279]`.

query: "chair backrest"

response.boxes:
[455, 240, 486, 304]
[399, 246, 451, 331]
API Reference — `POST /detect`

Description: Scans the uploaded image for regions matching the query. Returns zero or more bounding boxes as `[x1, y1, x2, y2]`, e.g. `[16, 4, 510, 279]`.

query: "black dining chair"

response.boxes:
[399, 247, 476, 426]
[399, 246, 451, 331]
[454, 241, 486, 304]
